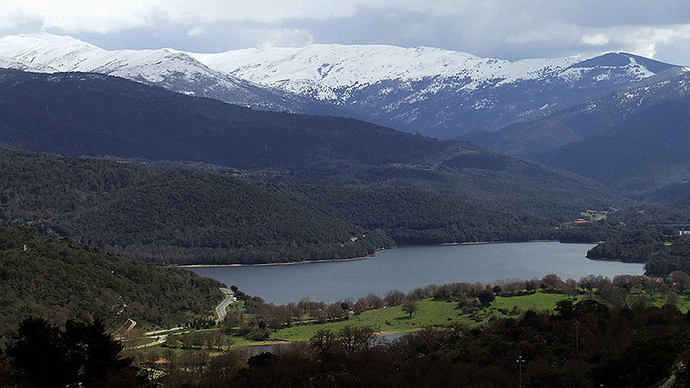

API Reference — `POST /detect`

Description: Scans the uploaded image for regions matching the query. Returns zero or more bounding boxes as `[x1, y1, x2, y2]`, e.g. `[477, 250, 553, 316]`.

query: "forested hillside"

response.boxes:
[587, 230, 690, 276]
[540, 96, 690, 196]
[0, 148, 387, 264]
[0, 68, 638, 261]
[0, 69, 452, 170]
[0, 225, 223, 339]
[270, 184, 556, 244]
[0, 69, 624, 221]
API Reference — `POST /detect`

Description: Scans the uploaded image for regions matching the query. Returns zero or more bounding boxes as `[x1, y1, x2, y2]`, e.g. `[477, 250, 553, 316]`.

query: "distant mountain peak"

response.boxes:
[571, 52, 677, 74]
[0, 32, 331, 114]
[186, 43, 678, 137]
[0, 33, 680, 139]
[2, 32, 94, 46]
[188, 44, 582, 93]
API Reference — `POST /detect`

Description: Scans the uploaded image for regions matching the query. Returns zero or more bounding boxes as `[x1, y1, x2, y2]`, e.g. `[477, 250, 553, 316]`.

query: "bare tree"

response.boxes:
[385, 289, 406, 306]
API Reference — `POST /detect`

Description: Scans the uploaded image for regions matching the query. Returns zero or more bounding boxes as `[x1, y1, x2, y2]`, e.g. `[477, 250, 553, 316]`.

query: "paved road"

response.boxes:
[121, 288, 234, 349]
[215, 288, 235, 324]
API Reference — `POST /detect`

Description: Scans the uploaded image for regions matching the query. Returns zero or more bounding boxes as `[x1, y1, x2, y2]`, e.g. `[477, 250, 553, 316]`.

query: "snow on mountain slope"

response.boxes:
[0, 33, 324, 113]
[0, 56, 51, 73]
[464, 66, 690, 160]
[0, 33, 677, 139]
[190, 45, 581, 99]
[189, 45, 671, 138]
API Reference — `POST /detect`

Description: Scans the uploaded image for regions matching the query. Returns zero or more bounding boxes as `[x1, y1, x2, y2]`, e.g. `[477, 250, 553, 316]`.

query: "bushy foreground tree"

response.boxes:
[4, 317, 147, 388]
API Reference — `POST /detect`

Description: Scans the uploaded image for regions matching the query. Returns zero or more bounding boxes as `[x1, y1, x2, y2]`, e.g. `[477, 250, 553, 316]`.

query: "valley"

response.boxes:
[0, 30, 689, 388]
[0, 67, 631, 265]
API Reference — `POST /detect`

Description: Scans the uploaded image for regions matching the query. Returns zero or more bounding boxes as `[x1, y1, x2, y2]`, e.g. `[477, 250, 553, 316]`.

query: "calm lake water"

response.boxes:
[187, 242, 644, 304]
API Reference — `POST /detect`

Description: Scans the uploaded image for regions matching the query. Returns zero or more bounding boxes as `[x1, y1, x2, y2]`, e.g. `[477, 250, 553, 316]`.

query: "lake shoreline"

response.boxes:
[179, 253, 376, 268]
[185, 242, 640, 305]
[179, 240, 562, 268]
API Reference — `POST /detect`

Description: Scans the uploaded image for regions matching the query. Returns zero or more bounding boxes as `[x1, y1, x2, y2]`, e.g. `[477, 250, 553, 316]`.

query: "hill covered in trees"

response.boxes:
[269, 184, 556, 244]
[587, 232, 690, 277]
[0, 69, 624, 223]
[0, 69, 458, 171]
[0, 68, 633, 258]
[0, 148, 387, 264]
[0, 225, 224, 340]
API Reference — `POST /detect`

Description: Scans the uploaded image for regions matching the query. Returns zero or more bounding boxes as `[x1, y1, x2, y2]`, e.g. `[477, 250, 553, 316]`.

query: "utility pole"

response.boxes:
[574, 320, 581, 353]
[516, 355, 525, 388]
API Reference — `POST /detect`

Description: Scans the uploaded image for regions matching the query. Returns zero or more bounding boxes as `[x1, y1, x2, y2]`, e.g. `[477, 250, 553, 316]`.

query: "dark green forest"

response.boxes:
[1, 317, 148, 388]
[0, 69, 624, 219]
[580, 201, 690, 275]
[587, 231, 690, 277]
[0, 225, 224, 340]
[0, 69, 461, 170]
[1, 146, 623, 264]
[269, 184, 557, 244]
[0, 148, 387, 264]
[0, 68, 638, 265]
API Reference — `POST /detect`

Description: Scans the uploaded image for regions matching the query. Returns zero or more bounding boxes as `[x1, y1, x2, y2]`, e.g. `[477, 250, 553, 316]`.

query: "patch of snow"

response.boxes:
[473, 99, 494, 110]
[0, 33, 305, 112]
[594, 72, 611, 82]
[188, 44, 580, 100]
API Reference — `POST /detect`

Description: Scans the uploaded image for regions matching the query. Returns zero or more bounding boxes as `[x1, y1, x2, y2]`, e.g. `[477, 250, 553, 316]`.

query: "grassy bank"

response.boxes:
[271, 291, 577, 342]
[134, 289, 690, 357]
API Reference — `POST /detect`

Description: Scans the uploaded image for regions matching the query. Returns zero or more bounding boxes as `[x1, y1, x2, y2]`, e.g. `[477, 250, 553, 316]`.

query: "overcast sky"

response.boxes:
[1, 0, 690, 65]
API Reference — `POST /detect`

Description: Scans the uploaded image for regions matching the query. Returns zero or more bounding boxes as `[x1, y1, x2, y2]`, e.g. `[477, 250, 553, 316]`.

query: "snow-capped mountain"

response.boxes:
[0, 33, 330, 114]
[190, 45, 583, 97]
[0, 33, 679, 140]
[190, 46, 678, 138]
[464, 66, 690, 158]
[462, 66, 690, 197]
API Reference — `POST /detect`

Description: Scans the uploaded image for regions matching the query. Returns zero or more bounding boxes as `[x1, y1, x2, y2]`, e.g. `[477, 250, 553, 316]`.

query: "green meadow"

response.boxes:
[270, 291, 576, 342]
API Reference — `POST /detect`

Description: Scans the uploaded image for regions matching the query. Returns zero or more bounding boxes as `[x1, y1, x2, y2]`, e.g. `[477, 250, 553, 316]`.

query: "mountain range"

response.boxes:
[464, 67, 690, 199]
[0, 66, 625, 257]
[0, 32, 687, 262]
[0, 33, 678, 140]
[0, 33, 336, 115]
[189, 46, 676, 138]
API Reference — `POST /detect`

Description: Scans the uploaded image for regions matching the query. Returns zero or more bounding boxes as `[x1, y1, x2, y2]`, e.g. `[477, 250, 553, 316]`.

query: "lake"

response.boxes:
[187, 242, 644, 304]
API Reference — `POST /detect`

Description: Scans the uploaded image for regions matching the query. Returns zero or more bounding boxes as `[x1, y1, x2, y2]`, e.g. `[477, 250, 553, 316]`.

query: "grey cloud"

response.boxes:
[2, 1, 690, 65]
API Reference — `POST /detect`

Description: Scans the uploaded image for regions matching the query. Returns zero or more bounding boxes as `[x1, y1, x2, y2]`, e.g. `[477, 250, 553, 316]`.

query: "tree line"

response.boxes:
[0, 225, 223, 341]
[587, 230, 690, 276]
[137, 297, 690, 387]
[0, 148, 388, 265]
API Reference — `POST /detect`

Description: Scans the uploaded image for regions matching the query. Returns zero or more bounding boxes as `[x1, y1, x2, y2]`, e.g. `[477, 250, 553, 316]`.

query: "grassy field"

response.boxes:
[649, 294, 690, 312]
[270, 291, 576, 342]
[492, 292, 576, 311]
[133, 290, 690, 359]
[142, 290, 690, 355]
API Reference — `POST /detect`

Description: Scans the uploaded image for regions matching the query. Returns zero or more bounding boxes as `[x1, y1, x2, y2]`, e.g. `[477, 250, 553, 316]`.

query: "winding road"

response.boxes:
[215, 287, 235, 324]
[122, 288, 235, 349]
